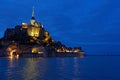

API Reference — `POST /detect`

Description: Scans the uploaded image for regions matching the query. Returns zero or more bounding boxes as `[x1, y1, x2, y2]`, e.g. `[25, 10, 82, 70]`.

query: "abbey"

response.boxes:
[0, 7, 84, 58]
[4, 8, 53, 46]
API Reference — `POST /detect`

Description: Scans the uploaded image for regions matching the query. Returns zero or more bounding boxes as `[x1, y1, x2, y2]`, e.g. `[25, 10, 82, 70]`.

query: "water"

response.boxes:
[0, 56, 120, 80]
[81, 44, 120, 55]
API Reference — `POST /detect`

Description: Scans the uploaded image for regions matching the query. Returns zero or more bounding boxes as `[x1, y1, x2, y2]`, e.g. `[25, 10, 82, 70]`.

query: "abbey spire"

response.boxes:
[32, 6, 35, 18]
[30, 6, 35, 25]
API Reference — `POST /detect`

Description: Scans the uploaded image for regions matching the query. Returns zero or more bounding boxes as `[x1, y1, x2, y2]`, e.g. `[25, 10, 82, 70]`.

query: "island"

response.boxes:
[0, 8, 85, 58]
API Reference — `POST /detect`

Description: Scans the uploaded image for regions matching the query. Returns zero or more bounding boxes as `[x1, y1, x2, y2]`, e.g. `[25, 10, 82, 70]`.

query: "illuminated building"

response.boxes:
[27, 26, 40, 37]
[0, 7, 85, 57]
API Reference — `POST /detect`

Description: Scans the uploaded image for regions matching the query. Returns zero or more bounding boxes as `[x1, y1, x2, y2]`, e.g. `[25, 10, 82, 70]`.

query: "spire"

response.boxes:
[30, 6, 35, 25]
[32, 6, 34, 17]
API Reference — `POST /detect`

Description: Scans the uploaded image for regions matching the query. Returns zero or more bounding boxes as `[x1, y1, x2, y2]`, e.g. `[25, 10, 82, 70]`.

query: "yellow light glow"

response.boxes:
[57, 49, 60, 52]
[32, 47, 39, 53]
[66, 50, 70, 53]
[22, 23, 28, 28]
[38, 52, 43, 54]
[74, 50, 79, 53]
[16, 54, 19, 59]
[9, 51, 13, 59]
[27, 26, 40, 37]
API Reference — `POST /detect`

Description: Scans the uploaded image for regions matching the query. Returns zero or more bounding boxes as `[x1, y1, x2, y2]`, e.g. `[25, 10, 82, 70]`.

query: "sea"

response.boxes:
[0, 56, 120, 80]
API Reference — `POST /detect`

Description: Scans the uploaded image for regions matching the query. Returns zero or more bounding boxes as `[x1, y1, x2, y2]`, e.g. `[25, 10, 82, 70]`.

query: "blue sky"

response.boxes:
[0, 0, 120, 54]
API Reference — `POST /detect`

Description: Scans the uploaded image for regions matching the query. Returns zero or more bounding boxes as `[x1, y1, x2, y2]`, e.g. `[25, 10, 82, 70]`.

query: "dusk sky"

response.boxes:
[0, 0, 120, 55]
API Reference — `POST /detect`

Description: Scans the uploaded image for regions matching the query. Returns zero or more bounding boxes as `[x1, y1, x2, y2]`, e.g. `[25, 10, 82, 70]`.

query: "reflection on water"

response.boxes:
[22, 58, 46, 80]
[73, 57, 79, 77]
[5, 58, 18, 80]
[0, 56, 120, 80]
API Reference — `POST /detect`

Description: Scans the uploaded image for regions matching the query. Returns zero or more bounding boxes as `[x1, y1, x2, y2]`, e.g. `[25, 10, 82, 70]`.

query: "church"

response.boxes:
[0, 7, 84, 58]
[4, 7, 53, 46]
